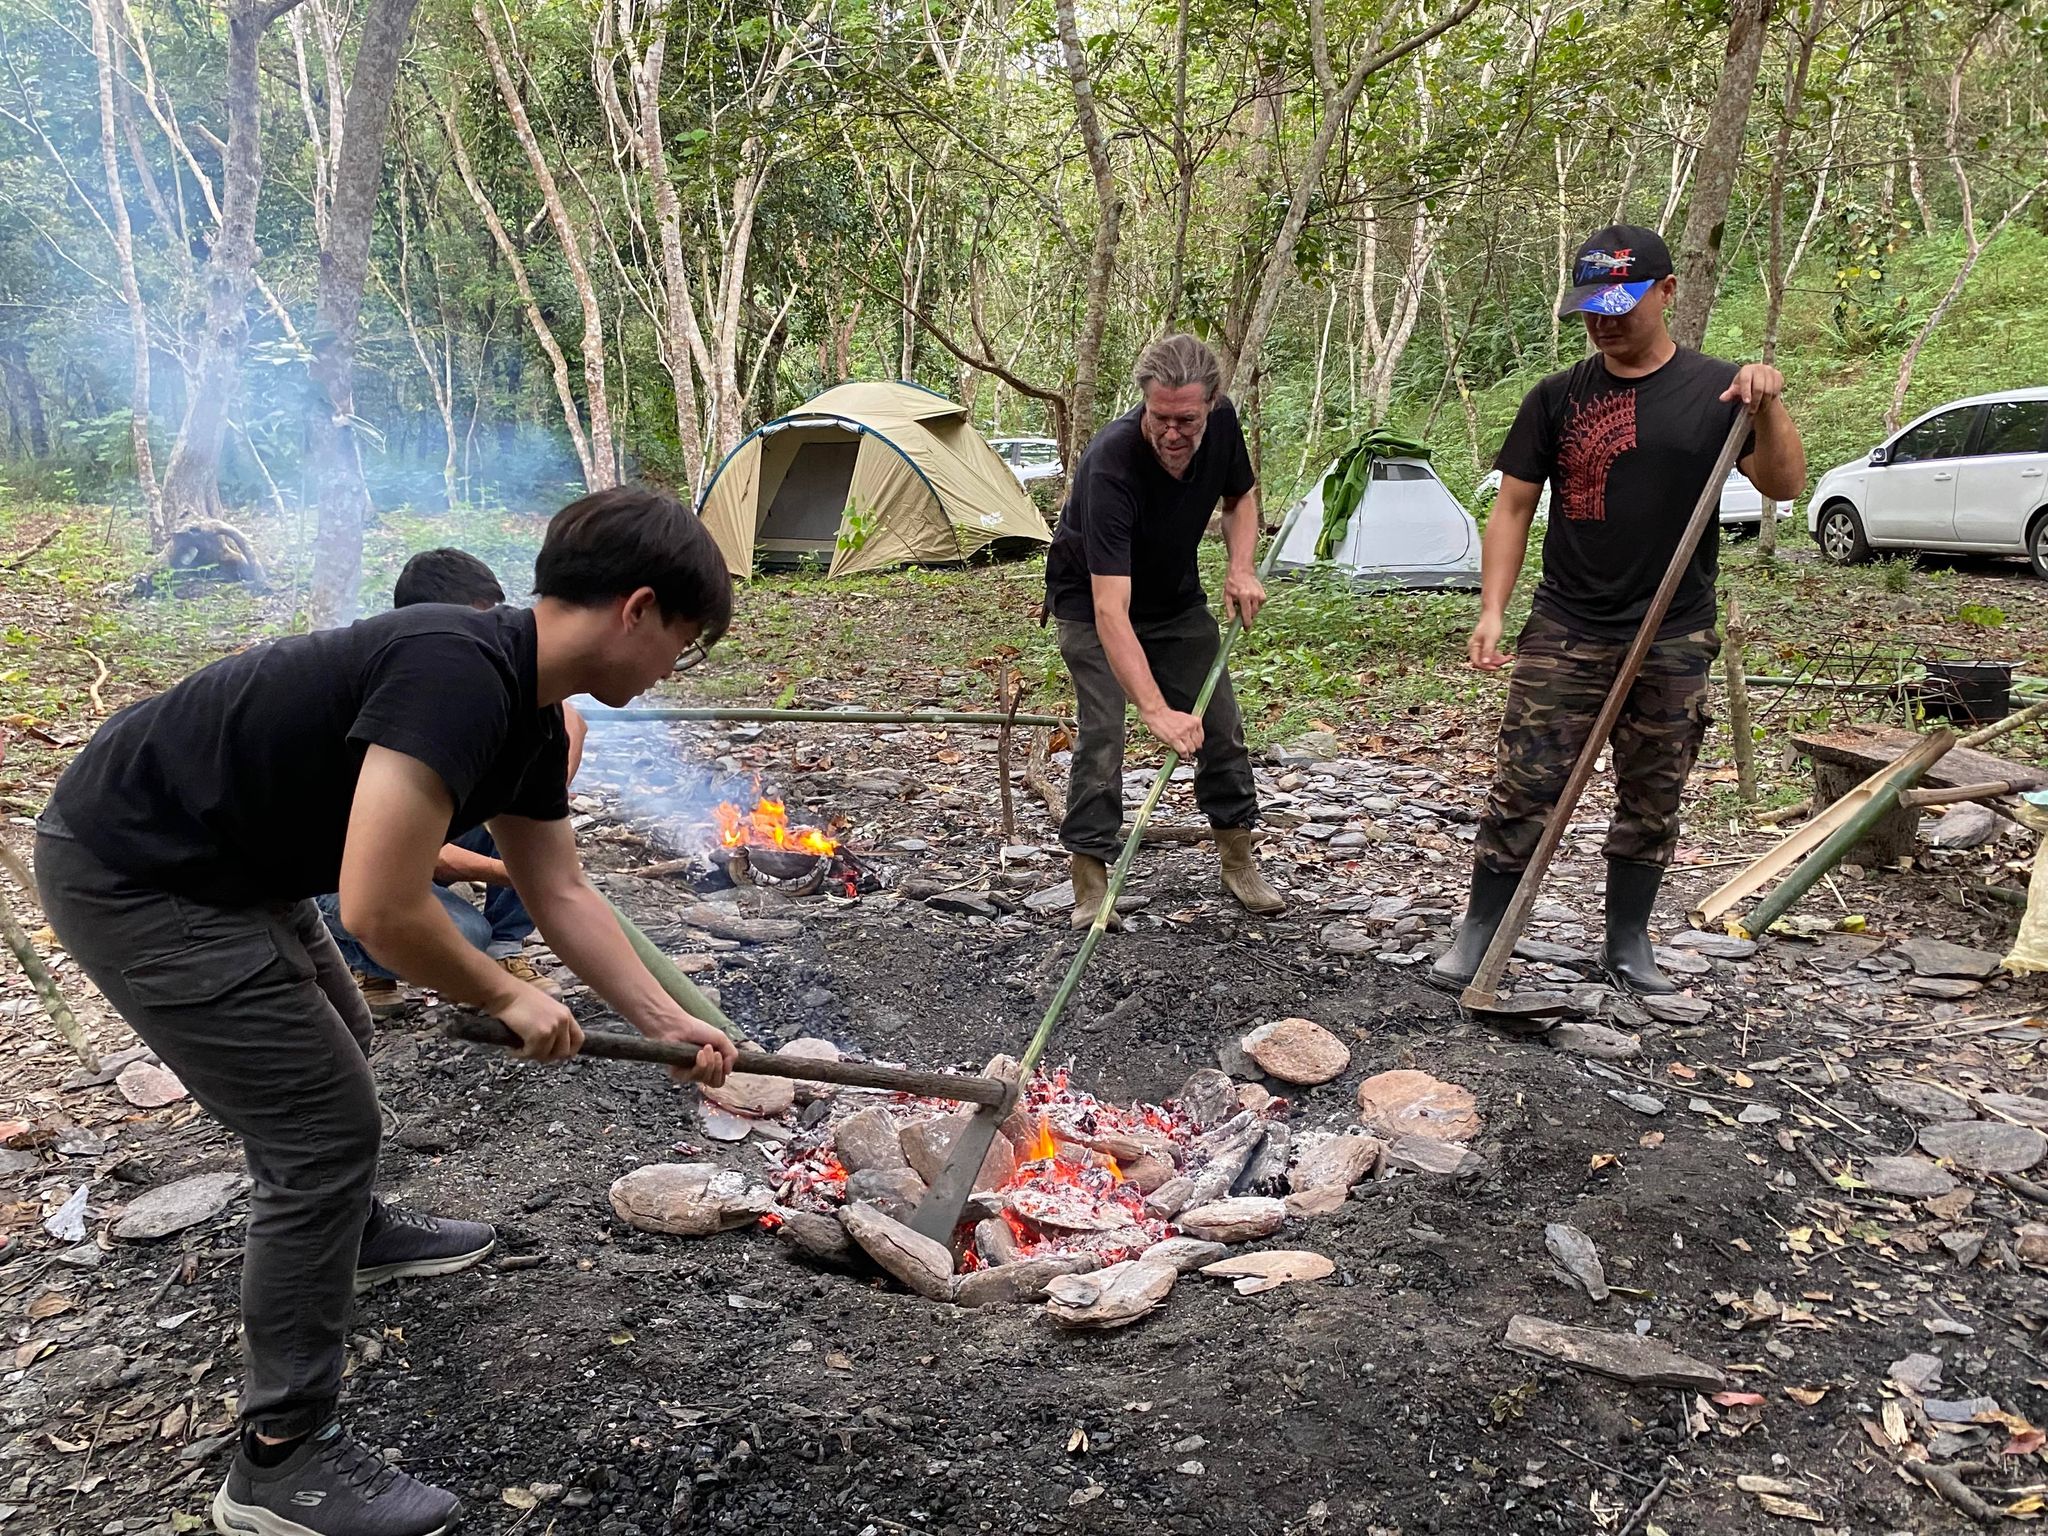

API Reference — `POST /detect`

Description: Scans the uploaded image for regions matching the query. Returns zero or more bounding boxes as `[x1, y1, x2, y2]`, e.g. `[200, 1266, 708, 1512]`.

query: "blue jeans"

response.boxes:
[316, 828, 535, 979]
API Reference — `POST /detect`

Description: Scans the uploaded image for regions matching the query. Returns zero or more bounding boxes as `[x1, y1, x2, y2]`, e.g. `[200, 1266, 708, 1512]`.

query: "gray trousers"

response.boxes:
[1055, 604, 1259, 861]
[35, 831, 379, 1441]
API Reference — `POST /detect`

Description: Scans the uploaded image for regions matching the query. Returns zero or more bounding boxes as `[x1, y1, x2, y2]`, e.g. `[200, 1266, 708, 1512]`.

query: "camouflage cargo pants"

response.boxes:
[1475, 610, 1720, 873]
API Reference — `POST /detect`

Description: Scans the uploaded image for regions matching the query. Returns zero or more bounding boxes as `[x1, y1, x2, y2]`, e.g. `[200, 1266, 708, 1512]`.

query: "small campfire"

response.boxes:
[707, 796, 866, 897]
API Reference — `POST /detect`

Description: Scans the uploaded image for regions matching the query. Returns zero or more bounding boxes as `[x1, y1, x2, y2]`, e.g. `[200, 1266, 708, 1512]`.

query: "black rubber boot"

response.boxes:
[1602, 858, 1678, 995]
[1428, 864, 1523, 992]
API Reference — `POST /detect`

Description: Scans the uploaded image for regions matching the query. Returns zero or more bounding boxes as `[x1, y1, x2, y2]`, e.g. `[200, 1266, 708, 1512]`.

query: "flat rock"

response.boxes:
[1905, 976, 1984, 999]
[1240, 1017, 1350, 1086]
[1889, 1351, 1944, 1394]
[1044, 1258, 1177, 1329]
[1666, 930, 1758, 959]
[899, 1111, 1016, 1191]
[1894, 937, 2003, 979]
[1918, 1119, 2047, 1173]
[115, 1061, 188, 1109]
[773, 1209, 857, 1267]
[1979, 1093, 2048, 1127]
[699, 1107, 753, 1142]
[926, 892, 999, 919]
[1928, 801, 1999, 849]
[1140, 1237, 1228, 1272]
[1175, 1196, 1286, 1243]
[608, 1163, 773, 1237]
[703, 1066, 797, 1120]
[1651, 946, 1712, 977]
[1286, 1131, 1384, 1206]
[1319, 923, 1377, 956]
[833, 1106, 909, 1174]
[1177, 1069, 1241, 1130]
[112, 1172, 248, 1242]
[1549, 1023, 1643, 1061]
[1476, 990, 1577, 1022]
[1862, 1156, 1958, 1198]
[1356, 1069, 1482, 1142]
[677, 905, 801, 944]
[1871, 1079, 1975, 1122]
[1383, 1135, 1484, 1178]
[955, 1254, 1099, 1308]
[1608, 1091, 1667, 1117]
[1199, 1250, 1335, 1295]
[1513, 938, 1582, 965]
[839, 1202, 955, 1301]
[1024, 881, 1077, 914]
[844, 1167, 927, 1223]
[1501, 1314, 1726, 1391]
[1642, 993, 1713, 1024]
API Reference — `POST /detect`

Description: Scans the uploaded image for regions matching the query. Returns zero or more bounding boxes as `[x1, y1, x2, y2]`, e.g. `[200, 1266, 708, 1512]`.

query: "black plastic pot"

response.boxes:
[1923, 660, 2012, 724]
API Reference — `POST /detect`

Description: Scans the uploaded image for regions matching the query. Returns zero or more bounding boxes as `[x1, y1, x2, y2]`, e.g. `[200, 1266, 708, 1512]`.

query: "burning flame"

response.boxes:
[1021, 1117, 1060, 1163]
[715, 798, 837, 857]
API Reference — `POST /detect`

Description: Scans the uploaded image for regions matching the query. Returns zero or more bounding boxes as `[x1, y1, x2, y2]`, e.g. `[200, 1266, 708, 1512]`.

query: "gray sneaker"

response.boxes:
[211, 1420, 461, 1536]
[354, 1202, 495, 1293]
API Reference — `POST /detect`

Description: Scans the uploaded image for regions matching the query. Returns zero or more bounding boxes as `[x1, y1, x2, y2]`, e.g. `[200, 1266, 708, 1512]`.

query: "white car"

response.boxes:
[1473, 466, 1777, 528]
[1807, 387, 2048, 578]
[988, 436, 1064, 487]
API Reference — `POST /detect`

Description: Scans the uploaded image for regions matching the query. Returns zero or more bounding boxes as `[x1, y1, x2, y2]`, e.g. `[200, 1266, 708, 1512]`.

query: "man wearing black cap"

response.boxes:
[1431, 225, 1806, 995]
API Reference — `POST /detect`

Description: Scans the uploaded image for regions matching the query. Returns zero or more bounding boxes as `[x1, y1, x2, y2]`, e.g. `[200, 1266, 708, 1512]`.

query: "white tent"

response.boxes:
[1275, 454, 1480, 589]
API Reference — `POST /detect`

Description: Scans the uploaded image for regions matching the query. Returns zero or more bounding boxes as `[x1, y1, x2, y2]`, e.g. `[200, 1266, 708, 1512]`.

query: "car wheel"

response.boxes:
[2031, 512, 2048, 581]
[1817, 502, 1869, 565]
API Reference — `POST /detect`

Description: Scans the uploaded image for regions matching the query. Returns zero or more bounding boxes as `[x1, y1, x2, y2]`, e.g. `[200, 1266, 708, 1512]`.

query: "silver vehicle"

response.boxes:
[988, 436, 1064, 487]
[1807, 387, 2048, 577]
[1473, 466, 1777, 528]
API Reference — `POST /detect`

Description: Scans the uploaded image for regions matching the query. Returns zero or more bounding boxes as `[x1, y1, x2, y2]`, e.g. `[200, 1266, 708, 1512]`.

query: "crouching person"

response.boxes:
[317, 547, 589, 1017]
[34, 487, 738, 1536]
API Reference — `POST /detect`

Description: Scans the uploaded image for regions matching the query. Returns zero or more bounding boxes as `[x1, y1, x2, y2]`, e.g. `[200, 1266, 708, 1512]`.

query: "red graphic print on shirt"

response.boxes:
[1558, 389, 1637, 522]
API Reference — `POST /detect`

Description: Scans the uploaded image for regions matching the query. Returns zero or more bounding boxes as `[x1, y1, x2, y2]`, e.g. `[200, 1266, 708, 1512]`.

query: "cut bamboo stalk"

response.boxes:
[1690, 729, 1956, 927]
[1733, 728, 1955, 939]
[0, 845, 98, 1072]
[1959, 697, 2048, 751]
[1899, 780, 2015, 809]
[1463, 411, 1752, 1010]
[606, 897, 741, 1043]
[1722, 595, 1757, 804]
[584, 707, 1064, 728]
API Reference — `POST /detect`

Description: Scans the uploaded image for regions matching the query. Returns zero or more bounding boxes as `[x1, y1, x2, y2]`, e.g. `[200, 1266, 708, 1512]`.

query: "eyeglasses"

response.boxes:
[673, 638, 712, 673]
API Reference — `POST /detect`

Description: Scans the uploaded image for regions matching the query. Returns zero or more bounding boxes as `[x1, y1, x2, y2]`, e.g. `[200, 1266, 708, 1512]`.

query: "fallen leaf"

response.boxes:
[1067, 1426, 1088, 1454]
[501, 1487, 538, 1511]
[1785, 1385, 1829, 1406]
[1639, 1131, 1665, 1148]
[2005, 1428, 2047, 1457]
[1589, 1153, 1620, 1171]
[1713, 1391, 1766, 1407]
[1668, 1063, 1699, 1081]
[26, 1291, 72, 1321]
[1737, 1475, 1801, 1495]
[1732, 1071, 1755, 1089]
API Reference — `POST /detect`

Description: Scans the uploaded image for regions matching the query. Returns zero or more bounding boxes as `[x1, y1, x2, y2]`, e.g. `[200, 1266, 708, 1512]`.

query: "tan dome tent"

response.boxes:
[696, 381, 1053, 577]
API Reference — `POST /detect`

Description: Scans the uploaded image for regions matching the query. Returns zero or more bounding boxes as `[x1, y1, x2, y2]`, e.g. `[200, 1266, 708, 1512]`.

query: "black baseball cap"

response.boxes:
[1558, 225, 1674, 318]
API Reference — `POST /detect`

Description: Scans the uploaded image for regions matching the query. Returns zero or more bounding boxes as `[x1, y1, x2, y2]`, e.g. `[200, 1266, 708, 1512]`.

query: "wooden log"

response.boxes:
[443, 1016, 1014, 1105]
[1114, 824, 1270, 845]
[1899, 780, 2015, 809]
[997, 665, 1019, 843]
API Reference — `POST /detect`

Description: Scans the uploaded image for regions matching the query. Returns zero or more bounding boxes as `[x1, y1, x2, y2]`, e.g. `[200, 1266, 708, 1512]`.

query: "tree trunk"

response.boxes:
[1217, 0, 1479, 398]
[157, 0, 307, 532]
[88, 0, 163, 541]
[305, 0, 421, 627]
[0, 335, 47, 458]
[1757, 1, 1826, 560]
[1053, 0, 1120, 463]
[1669, 0, 1772, 351]
[473, 0, 616, 488]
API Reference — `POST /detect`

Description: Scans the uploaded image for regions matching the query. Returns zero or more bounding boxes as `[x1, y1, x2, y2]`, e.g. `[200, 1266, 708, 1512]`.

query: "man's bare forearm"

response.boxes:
[433, 844, 511, 885]
[1479, 509, 1534, 619]
[1221, 489, 1259, 574]
[1744, 398, 1806, 501]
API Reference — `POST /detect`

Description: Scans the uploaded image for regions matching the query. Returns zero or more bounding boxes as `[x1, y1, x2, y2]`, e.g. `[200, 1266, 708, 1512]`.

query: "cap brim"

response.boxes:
[1559, 280, 1654, 319]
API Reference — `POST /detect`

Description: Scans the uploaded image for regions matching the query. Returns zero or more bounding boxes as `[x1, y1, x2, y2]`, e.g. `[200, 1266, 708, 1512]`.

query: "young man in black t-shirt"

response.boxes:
[1043, 333, 1285, 925]
[34, 489, 739, 1536]
[1431, 226, 1806, 996]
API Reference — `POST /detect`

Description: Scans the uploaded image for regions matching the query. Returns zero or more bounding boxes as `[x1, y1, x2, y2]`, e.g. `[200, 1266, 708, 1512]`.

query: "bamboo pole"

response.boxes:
[584, 707, 1064, 728]
[0, 845, 98, 1071]
[1959, 697, 2048, 751]
[1722, 595, 1757, 804]
[606, 897, 742, 1043]
[1734, 728, 1955, 938]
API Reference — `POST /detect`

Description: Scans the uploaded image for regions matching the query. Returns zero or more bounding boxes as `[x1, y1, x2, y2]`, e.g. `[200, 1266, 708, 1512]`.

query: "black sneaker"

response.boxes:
[211, 1420, 461, 1536]
[355, 1202, 494, 1293]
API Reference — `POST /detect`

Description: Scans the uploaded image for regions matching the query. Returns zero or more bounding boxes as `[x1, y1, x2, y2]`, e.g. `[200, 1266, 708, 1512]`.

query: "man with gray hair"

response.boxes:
[1042, 332, 1285, 924]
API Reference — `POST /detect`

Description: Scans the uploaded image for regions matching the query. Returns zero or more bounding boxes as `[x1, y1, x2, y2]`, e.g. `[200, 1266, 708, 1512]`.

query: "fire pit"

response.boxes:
[632, 793, 872, 897]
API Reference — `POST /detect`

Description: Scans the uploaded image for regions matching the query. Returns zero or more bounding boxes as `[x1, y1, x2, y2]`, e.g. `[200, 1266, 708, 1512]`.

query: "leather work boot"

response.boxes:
[496, 952, 560, 997]
[1428, 862, 1523, 993]
[1217, 828, 1285, 915]
[1602, 858, 1678, 994]
[1069, 854, 1121, 932]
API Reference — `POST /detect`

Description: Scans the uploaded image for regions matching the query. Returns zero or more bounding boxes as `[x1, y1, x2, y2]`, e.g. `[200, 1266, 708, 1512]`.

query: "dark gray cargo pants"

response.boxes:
[1055, 603, 1259, 861]
[34, 828, 379, 1441]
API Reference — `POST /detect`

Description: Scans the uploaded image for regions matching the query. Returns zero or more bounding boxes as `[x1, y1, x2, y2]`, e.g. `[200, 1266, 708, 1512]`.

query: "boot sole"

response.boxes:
[213, 1487, 460, 1536]
[354, 1236, 495, 1294]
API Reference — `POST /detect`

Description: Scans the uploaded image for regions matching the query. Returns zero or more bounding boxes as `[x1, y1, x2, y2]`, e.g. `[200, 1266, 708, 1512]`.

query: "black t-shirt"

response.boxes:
[48, 605, 570, 906]
[1044, 397, 1257, 624]
[1496, 347, 1752, 639]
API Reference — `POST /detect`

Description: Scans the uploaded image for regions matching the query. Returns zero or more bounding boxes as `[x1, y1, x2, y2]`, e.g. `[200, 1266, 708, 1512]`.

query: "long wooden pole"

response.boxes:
[1463, 411, 1752, 1009]
[0, 845, 98, 1072]
[1721, 594, 1757, 803]
[442, 1015, 1011, 1105]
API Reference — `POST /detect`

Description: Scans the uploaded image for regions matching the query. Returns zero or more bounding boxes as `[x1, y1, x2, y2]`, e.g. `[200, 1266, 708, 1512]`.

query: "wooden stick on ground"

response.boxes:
[997, 664, 1020, 843]
[0, 844, 99, 1072]
[1958, 696, 2048, 751]
[1023, 727, 1064, 821]
[1721, 596, 1757, 803]
[1462, 411, 1752, 1010]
